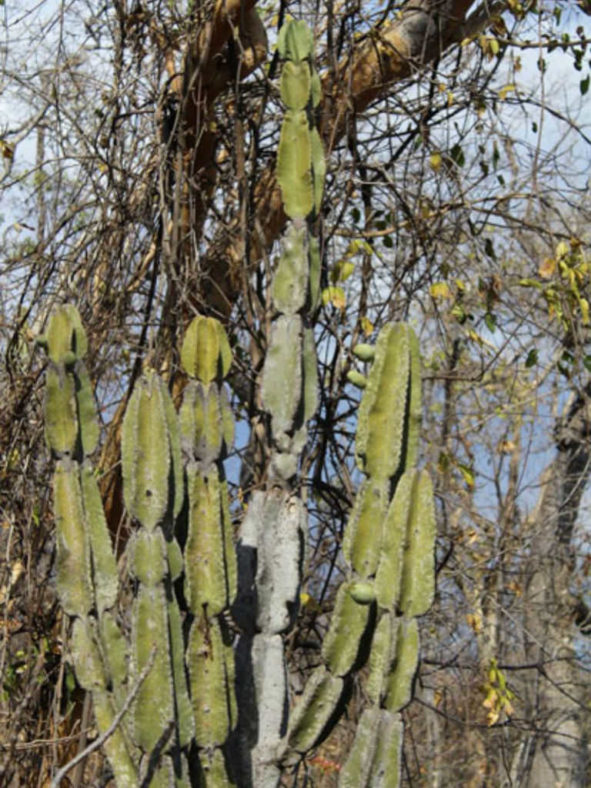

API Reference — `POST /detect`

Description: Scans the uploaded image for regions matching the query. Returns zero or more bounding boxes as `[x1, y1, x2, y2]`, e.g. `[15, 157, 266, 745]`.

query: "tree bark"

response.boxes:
[521, 386, 591, 787]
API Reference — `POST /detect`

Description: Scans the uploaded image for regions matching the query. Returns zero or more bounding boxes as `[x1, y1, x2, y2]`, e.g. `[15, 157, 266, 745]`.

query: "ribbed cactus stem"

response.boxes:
[180, 315, 237, 782]
[336, 323, 435, 788]
[242, 19, 325, 786]
[43, 306, 143, 785]
[121, 370, 191, 782]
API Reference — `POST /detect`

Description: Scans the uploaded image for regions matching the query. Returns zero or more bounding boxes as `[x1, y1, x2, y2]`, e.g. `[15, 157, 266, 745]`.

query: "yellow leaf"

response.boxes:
[497, 439, 516, 454]
[447, 91, 454, 107]
[1, 140, 14, 160]
[321, 286, 346, 310]
[506, 580, 523, 596]
[466, 612, 483, 634]
[430, 282, 451, 299]
[466, 528, 478, 545]
[555, 240, 570, 259]
[580, 297, 589, 325]
[331, 260, 355, 283]
[360, 316, 374, 337]
[300, 592, 320, 613]
[487, 708, 500, 726]
[429, 152, 442, 172]
[498, 83, 515, 100]
[482, 688, 497, 710]
[538, 257, 556, 279]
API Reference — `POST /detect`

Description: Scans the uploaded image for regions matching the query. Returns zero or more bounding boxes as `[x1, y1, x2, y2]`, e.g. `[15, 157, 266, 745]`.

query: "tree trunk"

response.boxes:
[521, 387, 591, 787]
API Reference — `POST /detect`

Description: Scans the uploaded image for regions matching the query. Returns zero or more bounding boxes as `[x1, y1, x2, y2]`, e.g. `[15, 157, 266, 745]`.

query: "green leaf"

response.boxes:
[525, 348, 538, 368]
[484, 312, 496, 332]
[580, 76, 589, 96]
[450, 144, 465, 168]
[458, 463, 475, 489]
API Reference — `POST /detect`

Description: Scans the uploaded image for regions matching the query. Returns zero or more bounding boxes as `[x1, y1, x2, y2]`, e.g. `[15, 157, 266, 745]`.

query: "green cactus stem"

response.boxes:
[187, 616, 236, 748]
[355, 323, 411, 483]
[44, 367, 78, 456]
[121, 370, 181, 531]
[271, 224, 309, 315]
[261, 314, 303, 440]
[45, 303, 88, 365]
[374, 471, 414, 611]
[342, 478, 389, 579]
[184, 466, 236, 616]
[340, 709, 404, 788]
[383, 617, 420, 713]
[131, 583, 175, 753]
[338, 707, 380, 787]
[180, 314, 232, 383]
[280, 60, 312, 111]
[366, 612, 396, 705]
[403, 329, 422, 470]
[277, 19, 314, 62]
[398, 470, 436, 618]
[286, 666, 344, 754]
[80, 465, 118, 615]
[53, 460, 93, 617]
[71, 618, 138, 785]
[321, 581, 372, 677]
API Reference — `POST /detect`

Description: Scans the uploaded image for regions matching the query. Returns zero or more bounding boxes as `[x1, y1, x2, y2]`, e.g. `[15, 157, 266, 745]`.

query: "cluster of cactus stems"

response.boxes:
[40, 20, 435, 788]
[40, 306, 239, 786]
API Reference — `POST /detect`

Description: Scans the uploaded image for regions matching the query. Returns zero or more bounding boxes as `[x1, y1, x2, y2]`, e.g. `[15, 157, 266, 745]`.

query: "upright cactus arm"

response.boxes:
[42, 306, 140, 786]
[179, 315, 237, 784]
[120, 369, 192, 786]
[277, 321, 435, 788]
[239, 19, 326, 787]
[336, 325, 436, 788]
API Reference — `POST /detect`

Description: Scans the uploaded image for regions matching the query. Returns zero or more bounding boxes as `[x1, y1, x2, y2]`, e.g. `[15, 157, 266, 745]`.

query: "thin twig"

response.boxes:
[50, 645, 156, 788]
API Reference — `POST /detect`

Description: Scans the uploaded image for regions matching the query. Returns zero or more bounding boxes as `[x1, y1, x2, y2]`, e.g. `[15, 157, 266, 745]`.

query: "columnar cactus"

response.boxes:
[39, 307, 138, 785]
[121, 368, 193, 784]
[238, 19, 324, 785]
[179, 315, 237, 783]
[337, 329, 436, 787]
[41, 19, 436, 788]
[41, 307, 237, 787]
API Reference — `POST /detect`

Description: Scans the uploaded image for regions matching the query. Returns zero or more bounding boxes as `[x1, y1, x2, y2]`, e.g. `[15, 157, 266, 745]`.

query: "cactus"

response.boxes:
[334, 323, 436, 787]
[42, 20, 436, 788]
[179, 314, 238, 778]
